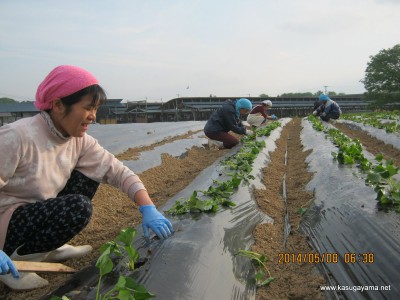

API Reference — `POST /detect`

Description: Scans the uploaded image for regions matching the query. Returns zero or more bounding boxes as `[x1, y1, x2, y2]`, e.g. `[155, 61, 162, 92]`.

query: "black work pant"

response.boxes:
[3, 170, 99, 256]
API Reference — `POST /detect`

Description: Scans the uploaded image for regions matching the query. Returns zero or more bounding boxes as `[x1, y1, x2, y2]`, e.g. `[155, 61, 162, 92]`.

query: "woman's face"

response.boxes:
[51, 94, 99, 137]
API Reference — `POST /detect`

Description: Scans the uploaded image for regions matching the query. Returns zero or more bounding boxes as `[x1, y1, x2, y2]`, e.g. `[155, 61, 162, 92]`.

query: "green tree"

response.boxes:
[0, 97, 17, 103]
[361, 44, 400, 105]
[279, 92, 313, 97]
[259, 93, 269, 98]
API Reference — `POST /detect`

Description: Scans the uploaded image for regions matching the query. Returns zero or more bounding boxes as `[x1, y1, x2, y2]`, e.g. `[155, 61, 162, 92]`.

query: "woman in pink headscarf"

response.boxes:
[0, 65, 173, 290]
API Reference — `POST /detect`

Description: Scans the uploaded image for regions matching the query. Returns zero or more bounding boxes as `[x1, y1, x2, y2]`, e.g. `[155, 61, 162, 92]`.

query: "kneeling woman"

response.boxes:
[0, 65, 173, 290]
[204, 98, 253, 149]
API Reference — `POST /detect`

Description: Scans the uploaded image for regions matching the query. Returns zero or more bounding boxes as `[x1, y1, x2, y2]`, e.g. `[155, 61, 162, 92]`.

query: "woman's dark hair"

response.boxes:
[58, 84, 107, 115]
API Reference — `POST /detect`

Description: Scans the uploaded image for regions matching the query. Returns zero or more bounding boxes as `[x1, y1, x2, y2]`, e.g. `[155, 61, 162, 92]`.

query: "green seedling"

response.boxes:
[95, 227, 154, 300]
[115, 227, 139, 270]
[236, 250, 274, 287]
[297, 207, 307, 216]
[51, 227, 153, 300]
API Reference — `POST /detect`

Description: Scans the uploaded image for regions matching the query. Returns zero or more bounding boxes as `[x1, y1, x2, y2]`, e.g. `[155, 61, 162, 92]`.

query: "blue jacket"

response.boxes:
[204, 99, 246, 134]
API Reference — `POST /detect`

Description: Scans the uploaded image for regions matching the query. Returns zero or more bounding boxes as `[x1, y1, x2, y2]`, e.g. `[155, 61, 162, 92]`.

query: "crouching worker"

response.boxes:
[0, 65, 173, 291]
[246, 100, 277, 128]
[204, 98, 253, 149]
[313, 94, 341, 122]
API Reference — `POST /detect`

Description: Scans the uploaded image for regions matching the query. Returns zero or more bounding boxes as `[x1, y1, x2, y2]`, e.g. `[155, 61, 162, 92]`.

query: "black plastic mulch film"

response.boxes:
[300, 119, 400, 300]
[44, 118, 400, 300]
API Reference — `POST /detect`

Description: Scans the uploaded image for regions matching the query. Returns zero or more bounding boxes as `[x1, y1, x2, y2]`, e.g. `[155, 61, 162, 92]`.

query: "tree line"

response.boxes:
[259, 91, 347, 98]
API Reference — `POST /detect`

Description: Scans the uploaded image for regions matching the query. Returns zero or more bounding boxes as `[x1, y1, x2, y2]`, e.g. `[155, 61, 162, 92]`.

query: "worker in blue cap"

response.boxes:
[313, 94, 341, 122]
[204, 98, 253, 149]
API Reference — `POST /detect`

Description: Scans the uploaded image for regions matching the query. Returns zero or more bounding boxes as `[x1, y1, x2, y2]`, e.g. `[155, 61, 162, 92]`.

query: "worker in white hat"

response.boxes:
[246, 100, 277, 128]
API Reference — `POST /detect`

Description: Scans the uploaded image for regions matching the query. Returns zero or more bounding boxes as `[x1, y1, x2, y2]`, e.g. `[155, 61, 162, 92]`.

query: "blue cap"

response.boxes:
[236, 98, 252, 116]
[319, 94, 330, 101]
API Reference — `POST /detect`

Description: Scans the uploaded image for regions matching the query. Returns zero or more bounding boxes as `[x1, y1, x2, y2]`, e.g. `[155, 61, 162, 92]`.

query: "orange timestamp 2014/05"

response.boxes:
[278, 252, 375, 264]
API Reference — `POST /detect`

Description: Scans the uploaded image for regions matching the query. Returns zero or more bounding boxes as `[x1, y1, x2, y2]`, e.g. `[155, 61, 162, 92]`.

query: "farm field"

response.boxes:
[1, 114, 399, 300]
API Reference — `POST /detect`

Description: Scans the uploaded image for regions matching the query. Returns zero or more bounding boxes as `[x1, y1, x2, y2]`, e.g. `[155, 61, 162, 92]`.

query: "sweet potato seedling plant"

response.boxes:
[94, 227, 154, 300]
[50, 227, 154, 300]
[236, 250, 274, 287]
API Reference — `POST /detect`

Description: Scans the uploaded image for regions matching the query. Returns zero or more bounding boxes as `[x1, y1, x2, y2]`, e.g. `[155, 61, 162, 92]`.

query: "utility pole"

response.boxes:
[323, 86, 328, 94]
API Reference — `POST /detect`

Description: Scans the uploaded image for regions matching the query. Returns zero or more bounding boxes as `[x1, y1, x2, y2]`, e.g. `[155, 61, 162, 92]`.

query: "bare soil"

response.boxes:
[2, 118, 395, 300]
[252, 118, 325, 300]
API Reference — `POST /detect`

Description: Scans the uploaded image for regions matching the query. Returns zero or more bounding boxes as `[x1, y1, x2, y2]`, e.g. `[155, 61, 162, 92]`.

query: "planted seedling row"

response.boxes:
[166, 121, 281, 215]
[308, 115, 400, 211]
[341, 111, 399, 133]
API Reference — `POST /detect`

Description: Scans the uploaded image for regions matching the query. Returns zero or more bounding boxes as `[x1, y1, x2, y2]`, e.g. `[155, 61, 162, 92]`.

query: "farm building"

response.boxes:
[0, 94, 371, 126]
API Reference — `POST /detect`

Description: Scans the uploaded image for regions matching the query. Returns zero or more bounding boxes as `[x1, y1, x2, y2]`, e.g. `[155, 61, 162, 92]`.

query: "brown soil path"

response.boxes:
[334, 122, 400, 167]
[252, 118, 325, 300]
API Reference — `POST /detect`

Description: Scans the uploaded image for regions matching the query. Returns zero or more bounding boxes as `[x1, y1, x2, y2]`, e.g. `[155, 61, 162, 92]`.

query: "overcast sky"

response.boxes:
[0, 0, 399, 102]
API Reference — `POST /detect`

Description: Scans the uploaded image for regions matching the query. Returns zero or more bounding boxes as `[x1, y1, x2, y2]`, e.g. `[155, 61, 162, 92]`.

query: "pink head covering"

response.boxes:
[35, 65, 99, 110]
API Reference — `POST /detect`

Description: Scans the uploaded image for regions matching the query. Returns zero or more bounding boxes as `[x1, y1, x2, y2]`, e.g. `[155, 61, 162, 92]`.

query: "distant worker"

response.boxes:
[204, 98, 253, 149]
[246, 100, 277, 128]
[313, 94, 341, 122]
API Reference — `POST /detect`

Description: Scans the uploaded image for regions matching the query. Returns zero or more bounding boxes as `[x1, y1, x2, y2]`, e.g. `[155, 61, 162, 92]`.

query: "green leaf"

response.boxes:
[367, 173, 381, 184]
[116, 227, 136, 246]
[255, 271, 265, 281]
[379, 196, 392, 205]
[220, 199, 236, 207]
[117, 289, 135, 300]
[124, 277, 156, 299]
[386, 164, 399, 177]
[231, 176, 242, 188]
[115, 276, 127, 289]
[343, 154, 355, 164]
[298, 207, 307, 216]
[96, 251, 113, 276]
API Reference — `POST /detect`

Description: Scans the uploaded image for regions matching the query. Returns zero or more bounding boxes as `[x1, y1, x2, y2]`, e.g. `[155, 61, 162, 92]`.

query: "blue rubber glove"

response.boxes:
[140, 205, 174, 239]
[0, 250, 19, 278]
[271, 114, 278, 120]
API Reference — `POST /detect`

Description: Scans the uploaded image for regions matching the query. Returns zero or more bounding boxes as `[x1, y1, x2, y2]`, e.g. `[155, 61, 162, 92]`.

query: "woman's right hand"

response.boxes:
[0, 250, 19, 278]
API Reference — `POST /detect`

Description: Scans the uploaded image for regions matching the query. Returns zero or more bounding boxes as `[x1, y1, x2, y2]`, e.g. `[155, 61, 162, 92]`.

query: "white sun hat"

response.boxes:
[262, 100, 272, 107]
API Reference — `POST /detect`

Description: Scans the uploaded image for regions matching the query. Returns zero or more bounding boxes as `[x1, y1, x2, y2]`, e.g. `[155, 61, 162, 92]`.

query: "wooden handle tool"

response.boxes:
[13, 261, 77, 273]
